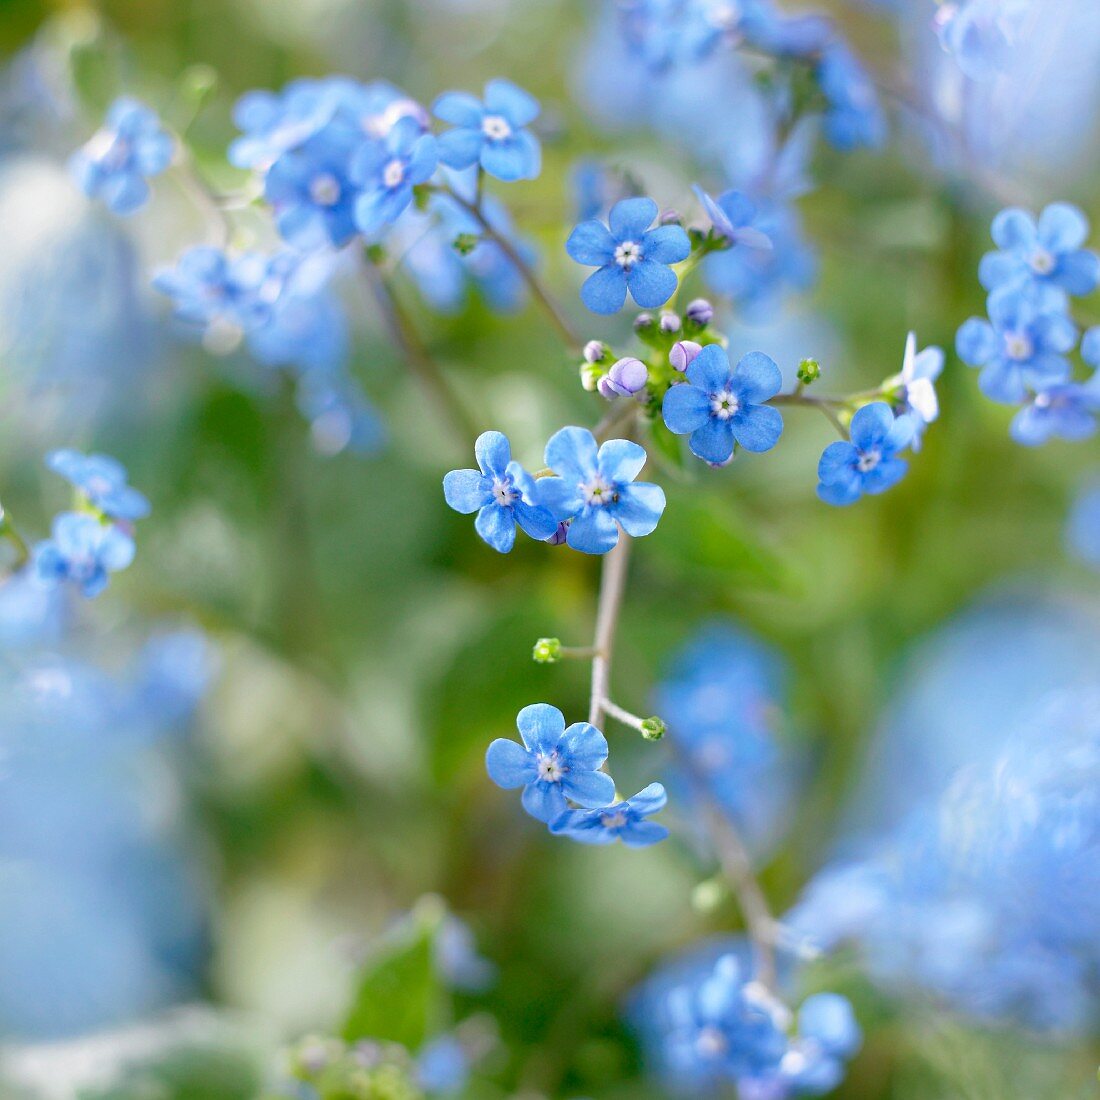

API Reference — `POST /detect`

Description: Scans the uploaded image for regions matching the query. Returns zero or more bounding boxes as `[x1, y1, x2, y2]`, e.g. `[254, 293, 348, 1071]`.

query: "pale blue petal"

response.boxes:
[732, 351, 782, 403]
[614, 483, 665, 537]
[978, 250, 1021, 290]
[990, 207, 1036, 251]
[627, 259, 677, 308]
[545, 426, 598, 481]
[98, 527, 135, 571]
[475, 430, 511, 476]
[817, 478, 861, 506]
[566, 220, 616, 266]
[979, 359, 1027, 404]
[566, 507, 619, 554]
[533, 477, 584, 522]
[663, 382, 711, 434]
[406, 134, 438, 184]
[475, 503, 516, 553]
[522, 782, 568, 823]
[513, 499, 558, 541]
[626, 783, 667, 816]
[861, 456, 908, 494]
[483, 79, 540, 127]
[848, 402, 893, 450]
[443, 469, 490, 513]
[516, 702, 566, 752]
[437, 127, 482, 170]
[641, 224, 690, 264]
[559, 721, 609, 769]
[818, 441, 857, 482]
[689, 418, 735, 465]
[620, 821, 670, 848]
[1056, 250, 1100, 295]
[609, 196, 657, 240]
[731, 405, 783, 453]
[433, 91, 485, 128]
[1038, 202, 1088, 252]
[485, 738, 535, 788]
[597, 438, 647, 484]
[685, 344, 731, 392]
[580, 265, 628, 314]
[481, 136, 538, 182]
[956, 317, 997, 365]
[561, 768, 617, 808]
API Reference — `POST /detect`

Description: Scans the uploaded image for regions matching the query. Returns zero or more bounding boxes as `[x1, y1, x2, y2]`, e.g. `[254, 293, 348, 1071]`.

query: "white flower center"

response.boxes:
[1004, 332, 1034, 361]
[600, 810, 627, 829]
[695, 1026, 727, 1059]
[1030, 248, 1055, 275]
[491, 477, 517, 506]
[536, 752, 565, 783]
[309, 173, 342, 206]
[710, 389, 740, 419]
[857, 449, 881, 473]
[481, 114, 513, 141]
[614, 240, 642, 269]
[85, 475, 113, 498]
[87, 130, 130, 169]
[580, 475, 615, 506]
[382, 159, 406, 189]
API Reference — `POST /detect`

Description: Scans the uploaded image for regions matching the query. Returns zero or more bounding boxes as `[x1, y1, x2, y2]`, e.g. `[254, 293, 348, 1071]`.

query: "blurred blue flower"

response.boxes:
[485, 703, 616, 823]
[1010, 380, 1100, 445]
[816, 42, 886, 151]
[33, 512, 135, 599]
[892, 331, 943, 449]
[45, 450, 150, 522]
[662, 346, 784, 465]
[535, 427, 666, 554]
[935, 0, 1028, 82]
[152, 246, 272, 333]
[550, 783, 669, 847]
[416, 1034, 469, 1095]
[69, 97, 173, 215]
[955, 290, 1076, 404]
[566, 197, 690, 314]
[694, 186, 772, 250]
[434, 79, 541, 181]
[817, 402, 913, 506]
[979, 203, 1100, 308]
[443, 431, 557, 553]
[351, 118, 438, 237]
[435, 915, 496, 992]
[1067, 478, 1100, 569]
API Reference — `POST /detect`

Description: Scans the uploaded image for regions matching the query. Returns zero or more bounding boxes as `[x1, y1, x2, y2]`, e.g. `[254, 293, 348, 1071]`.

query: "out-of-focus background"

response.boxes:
[1, 1, 1100, 1097]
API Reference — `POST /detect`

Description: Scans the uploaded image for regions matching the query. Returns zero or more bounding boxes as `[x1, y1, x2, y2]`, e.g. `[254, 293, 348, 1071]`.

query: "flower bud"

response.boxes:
[685, 298, 714, 327]
[583, 339, 608, 364]
[659, 312, 682, 334]
[659, 208, 682, 226]
[598, 356, 649, 399]
[633, 311, 655, 334]
[580, 362, 602, 392]
[669, 340, 703, 372]
[546, 522, 569, 546]
[797, 357, 821, 385]
[533, 637, 562, 664]
[640, 715, 667, 740]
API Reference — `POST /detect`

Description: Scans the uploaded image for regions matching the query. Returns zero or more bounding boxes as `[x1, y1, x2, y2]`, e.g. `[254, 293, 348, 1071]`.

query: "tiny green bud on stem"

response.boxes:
[640, 715, 667, 740]
[533, 637, 562, 664]
[797, 357, 821, 385]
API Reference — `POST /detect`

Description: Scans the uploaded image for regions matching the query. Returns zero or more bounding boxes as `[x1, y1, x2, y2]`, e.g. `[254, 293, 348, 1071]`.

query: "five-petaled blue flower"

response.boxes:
[979, 203, 1100, 308]
[693, 186, 772, 251]
[46, 450, 150, 522]
[33, 512, 136, 599]
[817, 402, 914, 506]
[535, 427, 666, 555]
[566, 197, 691, 314]
[434, 79, 542, 182]
[1010, 382, 1100, 446]
[550, 783, 669, 847]
[485, 703, 616, 823]
[662, 347, 784, 465]
[264, 121, 363, 249]
[152, 247, 273, 333]
[351, 117, 438, 237]
[956, 290, 1076, 404]
[443, 431, 557, 553]
[70, 97, 174, 215]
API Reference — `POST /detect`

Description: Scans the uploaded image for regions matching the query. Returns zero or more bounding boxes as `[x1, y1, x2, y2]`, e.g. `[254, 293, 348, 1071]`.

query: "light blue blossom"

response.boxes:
[485, 703, 616, 823]
[566, 197, 690, 314]
[1067, 479, 1100, 569]
[32, 512, 135, 599]
[663, 346, 784, 465]
[443, 431, 557, 553]
[550, 783, 669, 847]
[264, 121, 364, 249]
[935, 0, 1029, 82]
[351, 118, 438, 237]
[956, 290, 1076, 404]
[535, 427, 666, 554]
[152, 246, 272, 333]
[416, 1034, 469, 1095]
[69, 97, 173, 215]
[435, 915, 496, 992]
[1010, 381, 1100, 445]
[893, 331, 944, 449]
[817, 402, 914, 506]
[45, 450, 150, 522]
[816, 42, 886, 150]
[434, 79, 541, 181]
[694, 186, 773, 250]
[979, 203, 1100, 307]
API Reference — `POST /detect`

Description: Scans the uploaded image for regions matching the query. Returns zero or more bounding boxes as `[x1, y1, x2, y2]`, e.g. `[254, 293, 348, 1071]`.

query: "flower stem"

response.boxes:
[771, 391, 850, 439]
[362, 254, 480, 445]
[587, 534, 632, 728]
[441, 185, 582, 353]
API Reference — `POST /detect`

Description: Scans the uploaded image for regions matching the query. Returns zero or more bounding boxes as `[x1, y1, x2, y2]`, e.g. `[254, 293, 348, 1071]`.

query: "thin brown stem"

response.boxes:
[772, 391, 849, 439]
[588, 534, 632, 728]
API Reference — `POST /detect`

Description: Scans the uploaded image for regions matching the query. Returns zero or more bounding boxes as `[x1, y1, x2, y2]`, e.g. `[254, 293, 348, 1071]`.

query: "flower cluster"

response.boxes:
[957, 203, 1100, 445]
[32, 450, 147, 599]
[630, 946, 861, 1098]
[485, 703, 667, 848]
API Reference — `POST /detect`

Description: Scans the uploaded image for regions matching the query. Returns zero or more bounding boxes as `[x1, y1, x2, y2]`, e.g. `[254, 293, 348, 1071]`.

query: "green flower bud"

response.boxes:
[640, 715, 667, 740]
[797, 357, 821, 385]
[452, 232, 480, 256]
[692, 876, 727, 913]
[533, 637, 562, 664]
[580, 364, 603, 392]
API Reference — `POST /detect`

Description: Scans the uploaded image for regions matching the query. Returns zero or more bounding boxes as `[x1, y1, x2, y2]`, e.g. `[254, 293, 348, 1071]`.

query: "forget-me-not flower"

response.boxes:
[894, 331, 944, 449]
[443, 431, 557, 553]
[956, 290, 1076, 404]
[33, 513, 136, 599]
[662, 346, 784, 465]
[550, 783, 669, 847]
[46, 451, 150, 522]
[817, 402, 914, 506]
[979, 203, 1100, 307]
[694, 186, 772, 251]
[1010, 382, 1100, 446]
[485, 703, 616, 823]
[152, 247, 273, 335]
[566, 197, 691, 314]
[535, 426, 666, 554]
[434, 79, 541, 182]
[351, 117, 438, 237]
[70, 97, 174, 215]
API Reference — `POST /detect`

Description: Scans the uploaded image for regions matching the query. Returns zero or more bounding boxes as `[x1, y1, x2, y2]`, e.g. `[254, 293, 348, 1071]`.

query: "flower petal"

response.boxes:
[485, 738, 535, 788]
[437, 127, 483, 169]
[848, 402, 893, 450]
[522, 781, 568, 823]
[1038, 202, 1088, 252]
[513, 499, 558, 541]
[626, 259, 677, 308]
[609, 196, 658, 240]
[561, 768, 617, 808]
[516, 702, 566, 752]
[626, 782, 667, 816]
[663, 382, 711, 434]
[956, 318, 997, 366]
[533, 477, 583, 522]
[481, 133, 540, 181]
[817, 441, 857, 483]
[443, 469, 489, 513]
[566, 507, 619, 554]
[559, 721, 609, 769]
[580, 265, 628, 314]
[614, 483, 666, 537]
[685, 344, 731, 393]
[474, 502, 516, 553]
[597, 438, 647, 484]
[689, 418, 735, 465]
[990, 207, 1037, 251]
[731, 405, 783, 453]
[732, 351, 782, 403]
[620, 821, 670, 847]
[475, 430, 511, 476]
[545, 426, 598, 481]
[566, 220, 616, 266]
[433, 91, 485, 128]
[641, 224, 691, 265]
[483, 79, 540, 127]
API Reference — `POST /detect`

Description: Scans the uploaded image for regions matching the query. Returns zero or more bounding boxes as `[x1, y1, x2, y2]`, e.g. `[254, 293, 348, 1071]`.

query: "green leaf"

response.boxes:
[342, 898, 445, 1050]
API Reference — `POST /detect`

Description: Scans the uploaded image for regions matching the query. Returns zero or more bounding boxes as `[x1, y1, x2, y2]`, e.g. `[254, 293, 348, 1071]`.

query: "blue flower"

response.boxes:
[816, 43, 886, 151]
[69, 97, 173, 215]
[434, 79, 541, 182]
[443, 431, 557, 553]
[550, 783, 669, 847]
[1067, 479, 1100, 569]
[956, 291, 1076, 404]
[979, 204, 1100, 307]
[817, 402, 914, 506]
[566, 197, 691, 314]
[894, 331, 944, 450]
[1010, 382, 1100, 446]
[694, 186, 773, 250]
[535, 427, 666, 554]
[663, 346, 784, 465]
[264, 121, 364, 250]
[416, 1034, 469, 1095]
[45, 450, 150, 522]
[351, 118, 438, 237]
[485, 703, 616, 823]
[32, 512, 135, 599]
[152, 247, 273, 334]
